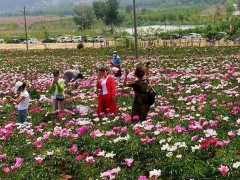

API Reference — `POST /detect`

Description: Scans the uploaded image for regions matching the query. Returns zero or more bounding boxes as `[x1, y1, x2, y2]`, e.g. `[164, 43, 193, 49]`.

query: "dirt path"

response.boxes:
[0, 42, 115, 50]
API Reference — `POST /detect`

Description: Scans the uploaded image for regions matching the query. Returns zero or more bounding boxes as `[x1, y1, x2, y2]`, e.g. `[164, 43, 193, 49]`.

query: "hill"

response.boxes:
[0, 0, 226, 17]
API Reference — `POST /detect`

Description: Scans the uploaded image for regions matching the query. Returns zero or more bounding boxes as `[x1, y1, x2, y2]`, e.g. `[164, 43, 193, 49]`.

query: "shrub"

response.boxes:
[77, 42, 84, 49]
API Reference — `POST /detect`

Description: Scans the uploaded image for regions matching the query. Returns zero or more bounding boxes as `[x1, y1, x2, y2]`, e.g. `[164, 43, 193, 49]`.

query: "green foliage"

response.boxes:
[73, 5, 95, 30]
[93, 0, 106, 20]
[93, 0, 124, 31]
[43, 27, 50, 39]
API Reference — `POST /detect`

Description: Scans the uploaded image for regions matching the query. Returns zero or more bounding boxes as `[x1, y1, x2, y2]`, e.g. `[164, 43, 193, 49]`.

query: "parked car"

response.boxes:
[23, 38, 38, 44]
[0, 39, 4, 43]
[72, 36, 83, 43]
[7, 36, 23, 44]
[58, 37, 73, 43]
[88, 36, 105, 42]
[42, 38, 57, 43]
[162, 34, 182, 40]
[182, 33, 202, 39]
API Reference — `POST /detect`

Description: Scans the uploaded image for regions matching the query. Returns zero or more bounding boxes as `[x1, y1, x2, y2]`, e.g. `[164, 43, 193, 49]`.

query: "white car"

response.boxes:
[94, 36, 105, 42]
[23, 38, 38, 44]
[0, 39, 5, 43]
[72, 36, 83, 43]
[59, 37, 73, 43]
[88, 36, 105, 42]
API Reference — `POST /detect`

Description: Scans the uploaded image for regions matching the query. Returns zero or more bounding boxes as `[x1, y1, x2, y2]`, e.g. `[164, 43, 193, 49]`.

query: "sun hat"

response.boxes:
[13, 81, 23, 93]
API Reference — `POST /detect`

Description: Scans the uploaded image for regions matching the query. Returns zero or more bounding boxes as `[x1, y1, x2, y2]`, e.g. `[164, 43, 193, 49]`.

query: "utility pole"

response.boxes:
[21, 7, 28, 51]
[133, 0, 139, 59]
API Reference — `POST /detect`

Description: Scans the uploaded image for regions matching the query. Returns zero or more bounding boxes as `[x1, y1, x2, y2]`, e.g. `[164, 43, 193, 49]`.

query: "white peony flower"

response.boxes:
[233, 162, 240, 169]
[176, 154, 182, 158]
[149, 169, 161, 178]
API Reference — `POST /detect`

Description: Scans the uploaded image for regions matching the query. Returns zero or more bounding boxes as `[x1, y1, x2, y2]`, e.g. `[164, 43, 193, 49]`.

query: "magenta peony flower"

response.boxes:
[83, 152, 89, 157]
[0, 153, 7, 159]
[132, 115, 140, 121]
[138, 176, 148, 180]
[77, 125, 89, 135]
[75, 155, 83, 161]
[94, 149, 102, 154]
[124, 116, 132, 122]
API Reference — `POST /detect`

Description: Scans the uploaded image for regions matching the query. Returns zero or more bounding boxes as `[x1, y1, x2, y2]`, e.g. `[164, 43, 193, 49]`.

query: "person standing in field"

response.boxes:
[6, 81, 30, 123]
[110, 51, 122, 77]
[96, 68, 117, 116]
[123, 62, 150, 121]
[49, 70, 65, 113]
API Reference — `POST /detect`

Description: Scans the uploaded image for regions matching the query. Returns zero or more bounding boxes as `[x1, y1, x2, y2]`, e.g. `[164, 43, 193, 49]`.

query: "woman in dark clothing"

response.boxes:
[123, 62, 150, 121]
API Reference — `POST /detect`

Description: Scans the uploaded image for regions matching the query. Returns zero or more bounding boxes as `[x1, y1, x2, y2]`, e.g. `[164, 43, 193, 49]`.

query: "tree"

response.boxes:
[92, 0, 123, 32]
[73, 5, 94, 30]
[93, 1, 106, 20]
[104, 0, 123, 30]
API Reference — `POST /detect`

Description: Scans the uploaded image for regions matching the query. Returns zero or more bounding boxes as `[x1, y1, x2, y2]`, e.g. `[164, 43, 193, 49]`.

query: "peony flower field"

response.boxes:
[0, 47, 239, 179]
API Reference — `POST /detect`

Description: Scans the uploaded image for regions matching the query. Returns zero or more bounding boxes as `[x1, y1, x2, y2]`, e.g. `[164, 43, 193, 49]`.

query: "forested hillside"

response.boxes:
[0, 0, 227, 16]
[124, 0, 226, 9]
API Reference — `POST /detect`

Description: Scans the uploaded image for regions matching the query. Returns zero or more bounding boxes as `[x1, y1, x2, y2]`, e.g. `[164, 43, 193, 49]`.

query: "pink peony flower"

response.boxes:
[210, 121, 217, 128]
[191, 135, 199, 141]
[3, 168, 11, 174]
[0, 153, 7, 159]
[138, 176, 148, 180]
[77, 125, 89, 135]
[124, 116, 132, 122]
[125, 158, 134, 167]
[132, 115, 140, 121]
[219, 166, 229, 176]
[94, 149, 102, 154]
[75, 155, 83, 161]
[16, 158, 24, 166]
[83, 152, 89, 157]
[68, 145, 78, 153]
[228, 131, 235, 137]
[86, 156, 95, 164]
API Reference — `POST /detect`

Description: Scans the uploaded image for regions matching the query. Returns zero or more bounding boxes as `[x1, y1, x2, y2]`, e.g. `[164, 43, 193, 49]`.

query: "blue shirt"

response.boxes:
[113, 55, 121, 66]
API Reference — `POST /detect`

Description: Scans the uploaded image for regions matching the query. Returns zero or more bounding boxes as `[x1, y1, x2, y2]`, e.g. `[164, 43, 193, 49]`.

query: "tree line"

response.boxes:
[73, 0, 123, 31]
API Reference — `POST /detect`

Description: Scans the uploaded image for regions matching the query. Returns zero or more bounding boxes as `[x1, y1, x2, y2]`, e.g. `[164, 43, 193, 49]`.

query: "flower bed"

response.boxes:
[0, 47, 239, 179]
